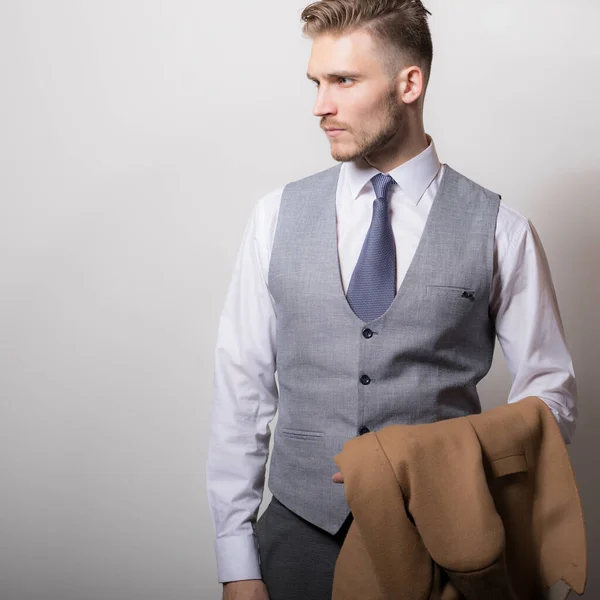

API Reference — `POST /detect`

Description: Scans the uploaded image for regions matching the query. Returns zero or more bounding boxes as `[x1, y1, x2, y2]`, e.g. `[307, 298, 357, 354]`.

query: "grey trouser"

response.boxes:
[253, 495, 354, 600]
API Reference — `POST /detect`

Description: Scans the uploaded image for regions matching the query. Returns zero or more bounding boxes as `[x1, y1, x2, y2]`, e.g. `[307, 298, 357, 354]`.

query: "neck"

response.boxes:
[363, 120, 429, 174]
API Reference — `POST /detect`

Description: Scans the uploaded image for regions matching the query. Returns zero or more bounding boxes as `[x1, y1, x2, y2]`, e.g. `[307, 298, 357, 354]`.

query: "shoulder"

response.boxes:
[255, 185, 285, 215]
[283, 163, 342, 192]
[253, 163, 341, 213]
[248, 163, 341, 241]
[447, 165, 532, 243]
[494, 200, 543, 277]
[444, 165, 502, 203]
[496, 201, 530, 248]
[250, 185, 285, 245]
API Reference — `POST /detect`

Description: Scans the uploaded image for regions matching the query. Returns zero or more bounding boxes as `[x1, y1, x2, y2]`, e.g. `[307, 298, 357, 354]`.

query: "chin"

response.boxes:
[330, 143, 360, 163]
[332, 149, 361, 162]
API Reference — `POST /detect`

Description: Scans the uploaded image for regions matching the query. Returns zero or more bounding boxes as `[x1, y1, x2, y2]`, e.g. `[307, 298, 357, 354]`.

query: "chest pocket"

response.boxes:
[425, 284, 478, 325]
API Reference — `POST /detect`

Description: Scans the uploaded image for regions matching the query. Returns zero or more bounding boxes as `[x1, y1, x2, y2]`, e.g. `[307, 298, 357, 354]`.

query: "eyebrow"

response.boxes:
[306, 70, 362, 82]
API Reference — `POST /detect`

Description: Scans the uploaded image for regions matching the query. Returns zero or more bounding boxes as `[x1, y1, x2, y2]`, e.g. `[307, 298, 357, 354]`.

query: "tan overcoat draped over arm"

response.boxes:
[332, 396, 587, 600]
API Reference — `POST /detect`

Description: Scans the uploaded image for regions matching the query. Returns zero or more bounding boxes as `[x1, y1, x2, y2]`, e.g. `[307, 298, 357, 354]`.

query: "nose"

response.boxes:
[313, 87, 337, 118]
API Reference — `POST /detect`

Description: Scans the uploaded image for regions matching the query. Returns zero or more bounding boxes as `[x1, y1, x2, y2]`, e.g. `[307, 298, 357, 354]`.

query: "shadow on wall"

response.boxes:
[537, 172, 600, 598]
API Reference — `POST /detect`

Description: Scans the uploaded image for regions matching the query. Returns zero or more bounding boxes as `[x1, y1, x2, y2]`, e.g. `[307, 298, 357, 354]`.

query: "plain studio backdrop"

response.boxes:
[1, 1, 599, 599]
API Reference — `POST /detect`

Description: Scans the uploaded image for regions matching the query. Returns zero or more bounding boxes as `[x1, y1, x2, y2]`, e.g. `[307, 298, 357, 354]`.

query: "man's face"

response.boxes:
[307, 29, 406, 163]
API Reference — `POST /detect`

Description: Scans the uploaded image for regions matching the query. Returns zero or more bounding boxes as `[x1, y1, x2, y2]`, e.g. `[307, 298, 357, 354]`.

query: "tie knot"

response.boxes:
[371, 173, 395, 200]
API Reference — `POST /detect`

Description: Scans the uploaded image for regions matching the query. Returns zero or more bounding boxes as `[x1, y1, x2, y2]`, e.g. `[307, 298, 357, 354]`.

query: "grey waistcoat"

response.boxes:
[267, 163, 501, 535]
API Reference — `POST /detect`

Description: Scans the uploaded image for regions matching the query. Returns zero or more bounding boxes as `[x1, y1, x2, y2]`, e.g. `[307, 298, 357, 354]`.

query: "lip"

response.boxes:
[325, 128, 346, 137]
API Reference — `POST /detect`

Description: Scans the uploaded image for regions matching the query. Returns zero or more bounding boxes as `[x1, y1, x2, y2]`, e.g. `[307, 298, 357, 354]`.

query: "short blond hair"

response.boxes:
[301, 0, 433, 87]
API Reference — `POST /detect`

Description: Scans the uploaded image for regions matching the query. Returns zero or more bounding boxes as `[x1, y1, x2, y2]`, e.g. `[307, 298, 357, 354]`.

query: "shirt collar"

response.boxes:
[345, 134, 441, 205]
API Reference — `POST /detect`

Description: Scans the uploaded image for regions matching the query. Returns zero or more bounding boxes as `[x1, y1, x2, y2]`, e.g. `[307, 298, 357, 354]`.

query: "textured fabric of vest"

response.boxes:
[267, 163, 501, 535]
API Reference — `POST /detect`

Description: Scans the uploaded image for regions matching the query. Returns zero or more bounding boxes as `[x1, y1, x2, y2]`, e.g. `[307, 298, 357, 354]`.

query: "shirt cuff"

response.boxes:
[215, 533, 262, 584]
[548, 405, 576, 445]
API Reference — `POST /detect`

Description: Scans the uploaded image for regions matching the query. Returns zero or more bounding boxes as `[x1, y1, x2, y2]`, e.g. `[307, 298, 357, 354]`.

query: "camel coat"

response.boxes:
[332, 396, 587, 600]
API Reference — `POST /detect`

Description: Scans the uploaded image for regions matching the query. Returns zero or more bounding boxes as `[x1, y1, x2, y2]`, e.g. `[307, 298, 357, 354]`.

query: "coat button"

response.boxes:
[360, 374, 371, 385]
[359, 426, 370, 435]
[362, 328, 374, 339]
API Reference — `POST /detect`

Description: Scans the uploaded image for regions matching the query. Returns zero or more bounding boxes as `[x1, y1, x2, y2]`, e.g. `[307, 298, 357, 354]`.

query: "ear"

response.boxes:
[398, 65, 425, 105]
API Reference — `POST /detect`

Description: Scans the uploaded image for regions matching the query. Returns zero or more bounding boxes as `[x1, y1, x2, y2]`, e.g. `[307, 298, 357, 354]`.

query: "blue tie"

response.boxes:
[346, 173, 397, 322]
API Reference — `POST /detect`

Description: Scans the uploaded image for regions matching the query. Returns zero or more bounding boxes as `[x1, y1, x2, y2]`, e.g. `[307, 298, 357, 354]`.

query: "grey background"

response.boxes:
[1, 1, 598, 599]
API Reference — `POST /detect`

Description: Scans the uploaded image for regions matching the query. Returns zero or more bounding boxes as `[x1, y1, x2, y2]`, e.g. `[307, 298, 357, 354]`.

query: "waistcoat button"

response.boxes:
[362, 328, 374, 339]
[359, 426, 370, 435]
[360, 374, 371, 385]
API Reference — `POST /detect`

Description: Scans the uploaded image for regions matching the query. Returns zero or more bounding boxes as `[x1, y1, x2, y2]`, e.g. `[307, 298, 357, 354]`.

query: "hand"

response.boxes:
[222, 579, 269, 600]
[332, 471, 344, 484]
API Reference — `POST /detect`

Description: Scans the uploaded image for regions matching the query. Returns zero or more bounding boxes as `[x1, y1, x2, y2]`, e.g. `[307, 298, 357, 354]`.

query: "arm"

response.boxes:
[206, 194, 280, 583]
[491, 214, 577, 443]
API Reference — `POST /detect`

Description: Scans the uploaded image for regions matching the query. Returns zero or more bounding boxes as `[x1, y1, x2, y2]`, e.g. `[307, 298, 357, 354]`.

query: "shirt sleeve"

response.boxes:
[491, 216, 578, 444]
[205, 193, 280, 583]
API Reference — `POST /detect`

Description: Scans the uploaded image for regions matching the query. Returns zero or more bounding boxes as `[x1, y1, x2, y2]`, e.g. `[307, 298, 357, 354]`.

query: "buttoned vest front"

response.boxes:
[267, 163, 501, 535]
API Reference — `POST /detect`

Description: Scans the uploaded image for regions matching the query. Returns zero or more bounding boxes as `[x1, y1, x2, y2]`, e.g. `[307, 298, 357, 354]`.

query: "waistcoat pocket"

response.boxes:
[425, 284, 477, 322]
[279, 427, 324, 440]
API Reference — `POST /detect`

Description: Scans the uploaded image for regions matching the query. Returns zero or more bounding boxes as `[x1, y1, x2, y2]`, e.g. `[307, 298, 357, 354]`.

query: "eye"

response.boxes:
[338, 77, 353, 85]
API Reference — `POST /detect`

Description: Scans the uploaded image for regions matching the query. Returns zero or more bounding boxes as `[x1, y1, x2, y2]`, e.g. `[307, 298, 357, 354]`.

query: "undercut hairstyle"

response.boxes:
[301, 0, 433, 90]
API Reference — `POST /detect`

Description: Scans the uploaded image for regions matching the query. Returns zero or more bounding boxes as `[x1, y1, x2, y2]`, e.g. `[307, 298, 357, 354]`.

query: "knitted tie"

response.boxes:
[346, 173, 396, 322]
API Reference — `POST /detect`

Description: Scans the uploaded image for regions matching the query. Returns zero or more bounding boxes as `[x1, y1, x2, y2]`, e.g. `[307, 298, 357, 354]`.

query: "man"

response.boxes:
[206, 1, 577, 599]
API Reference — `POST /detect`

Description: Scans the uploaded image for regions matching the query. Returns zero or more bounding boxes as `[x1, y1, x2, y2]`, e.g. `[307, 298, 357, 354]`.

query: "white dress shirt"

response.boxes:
[206, 136, 578, 583]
